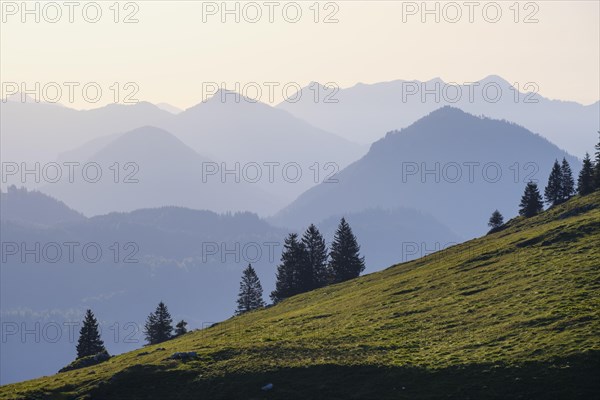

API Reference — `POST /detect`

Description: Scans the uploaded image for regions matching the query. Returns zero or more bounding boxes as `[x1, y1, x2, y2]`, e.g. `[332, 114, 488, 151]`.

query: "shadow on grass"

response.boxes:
[52, 351, 600, 400]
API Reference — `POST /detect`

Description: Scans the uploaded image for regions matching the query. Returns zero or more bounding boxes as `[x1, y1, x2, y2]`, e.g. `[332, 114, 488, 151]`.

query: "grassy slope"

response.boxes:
[2, 193, 599, 400]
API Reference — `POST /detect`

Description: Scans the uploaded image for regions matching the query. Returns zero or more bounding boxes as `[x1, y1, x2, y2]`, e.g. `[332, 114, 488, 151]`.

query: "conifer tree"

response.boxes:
[301, 224, 329, 290]
[174, 320, 188, 336]
[519, 182, 544, 217]
[560, 157, 575, 202]
[144, 301, 173, 345]
[328, 218, 365, 283]
[236, 264, 265, 315]
[594, 132, 600, 190]
[271, 233, 307, 303]
[76, 309, 106, 359]
[544, 160, 563, 206]
[488, 210, 504, 230]
[577, 153, 595, 195]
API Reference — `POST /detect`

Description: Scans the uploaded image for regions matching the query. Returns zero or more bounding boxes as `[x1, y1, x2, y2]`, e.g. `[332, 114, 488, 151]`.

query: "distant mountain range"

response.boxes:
[0, 100, 172, 165]
[0, 187, 459, 383]
[2, 91, 366, 211]
[272, 107, 581, 238]
[0, 185, 85, 226]
[40, 126, 279, 216]
[277, 75, 599, 156]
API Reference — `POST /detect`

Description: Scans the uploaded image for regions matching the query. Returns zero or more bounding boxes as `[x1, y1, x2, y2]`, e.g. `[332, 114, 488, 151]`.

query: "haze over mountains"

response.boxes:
[1, 76, 596, 385]
[2, 90, 366, 211]
[41, 126, 280, 216]
[0, 100, 172, 165]
[0, 188, 459, 384]
[278, 76, 599, 156]
[272, 107, 580, 238]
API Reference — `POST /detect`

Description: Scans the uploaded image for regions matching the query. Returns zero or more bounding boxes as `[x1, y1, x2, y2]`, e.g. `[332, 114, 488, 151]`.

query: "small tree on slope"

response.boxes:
[329, 218, 365, 283]
[301, 224, 329, 290]
[236, 264, 265, 315]
[594, 132, 600, 190]
[544, 160, 563, 206]
[144, 301, 173, 345]
[560, 158, 575, 202]
[578, 153, 595, 196]
[76, 309, 106, 359]
[488, 210, 504, 230]
[271, 233, 307, 303]
[519, 182, 544, 218]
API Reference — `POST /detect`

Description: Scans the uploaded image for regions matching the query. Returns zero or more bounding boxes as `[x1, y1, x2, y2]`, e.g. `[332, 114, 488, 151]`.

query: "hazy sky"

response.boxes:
[1, 0, 598, 109]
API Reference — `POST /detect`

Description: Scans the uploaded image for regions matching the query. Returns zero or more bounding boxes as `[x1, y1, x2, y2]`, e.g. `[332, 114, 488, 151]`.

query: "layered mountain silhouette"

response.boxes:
[0, 100, 171, 167]
[1, 187, 462, 383]
[278, 76, 599, 156]
[0, 185, 85, 226]
[2, 92, 366, 206]
[272, 107, 580, 238]
[40, 126, 279, 216]
[158, 89, 367, 201]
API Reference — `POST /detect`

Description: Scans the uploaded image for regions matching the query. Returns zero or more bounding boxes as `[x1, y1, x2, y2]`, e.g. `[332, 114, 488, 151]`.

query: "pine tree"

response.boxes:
[544, 160, 563, 206]
[328, 218, 365, 283]
[270, 233, 307, 303]
[236, 264, 265, 315]
[519, 182, 544, 217]
[144, 301, 173, 345]
[301, 224, 329, 290]
[487, 210, 504, 229]
[174, 320, 188, 336]
[594, 132, 600, 190]
[560, 158, 575, 202]
[577, 153, 595, 195]
[76, 309, 106, 359]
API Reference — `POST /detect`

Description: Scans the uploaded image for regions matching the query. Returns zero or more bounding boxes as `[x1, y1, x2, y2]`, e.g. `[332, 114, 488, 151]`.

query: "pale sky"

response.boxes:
[1, 0, 599, 109]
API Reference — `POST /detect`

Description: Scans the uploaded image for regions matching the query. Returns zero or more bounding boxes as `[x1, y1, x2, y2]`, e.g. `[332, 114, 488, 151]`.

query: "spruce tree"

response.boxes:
[236, 264, 265, 315]
[560, 158, 575, 202]
[174, 320, 188, 336]
[301, 224, 329, 290]
[76, 309, 106, 359]
[328, 218, 365, 283]
[271, 233, 307, 303]
[519, 182, 544, 217]
[577, 153, 595, 195]
[594, 132, 600, 190]
[144, 301, 173, 345]
[544, 160, 563, 206]
[488, 210, 504, 229]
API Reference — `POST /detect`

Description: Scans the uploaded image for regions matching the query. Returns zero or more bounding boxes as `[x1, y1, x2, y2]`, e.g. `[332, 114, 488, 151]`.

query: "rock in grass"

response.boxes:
[261, 383, 273, 391]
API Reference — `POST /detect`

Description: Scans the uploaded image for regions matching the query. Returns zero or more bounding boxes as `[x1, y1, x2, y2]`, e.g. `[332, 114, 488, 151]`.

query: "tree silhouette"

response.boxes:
[488, 210, 504, 230]
[519, 182, 544, 217]
[577, 153, 595, 196]
[560, 158, 575, 202]
[271, 233, 307, 303]
[76, 309, 106, 359]
[236, 264, 265, 315]
[329, 218, 365, 283]
[144, 301, 173, 345]
[594, 132, 600, 190]
[174, 320, 188, 337]
[301, 224, 329, 290]
[544, 160, 562, 206]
